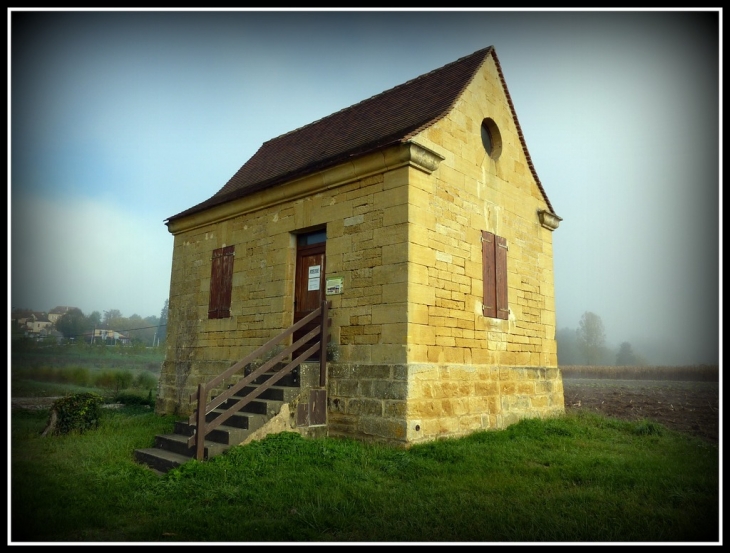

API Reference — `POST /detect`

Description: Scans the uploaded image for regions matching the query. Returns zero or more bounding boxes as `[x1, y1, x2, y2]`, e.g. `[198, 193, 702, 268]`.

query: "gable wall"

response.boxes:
[399, 54, 563, 442]
[158, 53, 563, 446]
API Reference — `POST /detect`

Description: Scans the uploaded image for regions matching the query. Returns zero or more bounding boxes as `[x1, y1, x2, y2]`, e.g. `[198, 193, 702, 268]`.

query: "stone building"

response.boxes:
[157, 46, 565, 447]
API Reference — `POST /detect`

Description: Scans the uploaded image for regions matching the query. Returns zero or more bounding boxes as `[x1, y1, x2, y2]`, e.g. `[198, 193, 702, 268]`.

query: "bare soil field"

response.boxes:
[563, 378, 719, 444]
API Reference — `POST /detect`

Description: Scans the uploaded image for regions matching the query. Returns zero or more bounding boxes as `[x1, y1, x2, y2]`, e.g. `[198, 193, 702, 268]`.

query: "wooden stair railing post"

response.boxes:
[183, 303, 333, 459]
[195, 383, 207, 461]
[319, 300, 329, 388]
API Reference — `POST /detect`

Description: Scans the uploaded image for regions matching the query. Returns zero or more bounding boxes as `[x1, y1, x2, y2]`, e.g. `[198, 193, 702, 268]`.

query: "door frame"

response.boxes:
[292, 228, 327, 360]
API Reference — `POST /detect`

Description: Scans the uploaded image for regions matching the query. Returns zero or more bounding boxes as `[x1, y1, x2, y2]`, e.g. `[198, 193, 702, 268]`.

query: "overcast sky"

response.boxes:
[9, 9, 721, 365]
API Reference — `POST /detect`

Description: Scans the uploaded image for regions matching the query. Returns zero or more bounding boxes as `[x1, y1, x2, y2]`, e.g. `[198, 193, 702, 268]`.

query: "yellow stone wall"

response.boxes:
[393, 54, 564, 443]
[158, 52, 564, 444]
[158, 166, 414, 415]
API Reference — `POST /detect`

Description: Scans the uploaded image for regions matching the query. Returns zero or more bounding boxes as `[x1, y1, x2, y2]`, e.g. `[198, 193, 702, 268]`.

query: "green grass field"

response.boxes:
[11, 406, 719, 543]
[11, 344, 164, 401]
[10, 344, 720, 543]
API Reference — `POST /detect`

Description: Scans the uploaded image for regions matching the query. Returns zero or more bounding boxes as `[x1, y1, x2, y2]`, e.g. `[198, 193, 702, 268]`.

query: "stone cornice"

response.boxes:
[167, 141, 445, 235]
[403, 141, 445, 173]
[538, 209, 562, 231]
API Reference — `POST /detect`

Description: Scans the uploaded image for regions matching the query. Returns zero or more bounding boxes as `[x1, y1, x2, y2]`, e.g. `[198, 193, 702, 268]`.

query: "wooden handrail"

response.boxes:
[189, 301, 331, 460]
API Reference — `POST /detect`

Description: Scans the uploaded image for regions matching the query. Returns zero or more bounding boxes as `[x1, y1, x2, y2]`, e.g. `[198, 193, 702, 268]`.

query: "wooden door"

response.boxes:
[293, 231, 326, 360]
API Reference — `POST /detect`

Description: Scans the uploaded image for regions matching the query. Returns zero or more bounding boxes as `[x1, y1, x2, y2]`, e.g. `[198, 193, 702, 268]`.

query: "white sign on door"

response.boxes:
[307, 264, 321, 291]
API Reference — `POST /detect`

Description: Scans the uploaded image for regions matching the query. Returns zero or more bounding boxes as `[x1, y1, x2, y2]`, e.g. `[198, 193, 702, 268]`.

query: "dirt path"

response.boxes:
[11, 397, 62, 411]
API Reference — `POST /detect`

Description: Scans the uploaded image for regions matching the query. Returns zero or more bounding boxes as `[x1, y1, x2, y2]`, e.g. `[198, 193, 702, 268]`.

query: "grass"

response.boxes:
[10, 407, 719, 543]
[11, 343, 165, 374]
[11, 346, 164, 401]
[10, 347, 720, 542]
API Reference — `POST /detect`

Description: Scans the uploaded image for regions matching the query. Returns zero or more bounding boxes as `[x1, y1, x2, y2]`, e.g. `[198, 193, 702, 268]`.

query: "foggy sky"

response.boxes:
[9, 9, 721, 365]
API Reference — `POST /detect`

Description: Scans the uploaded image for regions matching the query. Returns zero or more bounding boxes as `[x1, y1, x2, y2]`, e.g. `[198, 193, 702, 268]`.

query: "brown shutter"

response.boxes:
[208, 248, 223, 319]
[495, 236, 508, 320]
[482, 231, 496, 318]
[218, 246, 235, 318]
[208, 246, 235, 319]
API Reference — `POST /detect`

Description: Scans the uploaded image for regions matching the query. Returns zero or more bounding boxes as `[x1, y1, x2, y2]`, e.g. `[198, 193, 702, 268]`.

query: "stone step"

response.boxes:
[134, 447, 197, 474]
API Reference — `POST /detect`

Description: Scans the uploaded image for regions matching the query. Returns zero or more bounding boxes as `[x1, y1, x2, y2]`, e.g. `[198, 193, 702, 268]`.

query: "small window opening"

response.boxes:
[480, 118, 502, 160]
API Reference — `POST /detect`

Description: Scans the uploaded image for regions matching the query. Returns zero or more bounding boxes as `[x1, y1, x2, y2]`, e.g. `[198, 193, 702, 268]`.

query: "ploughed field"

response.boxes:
[562, 377, 719, 444]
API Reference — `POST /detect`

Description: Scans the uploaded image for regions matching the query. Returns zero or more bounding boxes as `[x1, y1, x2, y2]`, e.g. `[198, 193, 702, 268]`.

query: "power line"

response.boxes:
[53, 324, 167, 340]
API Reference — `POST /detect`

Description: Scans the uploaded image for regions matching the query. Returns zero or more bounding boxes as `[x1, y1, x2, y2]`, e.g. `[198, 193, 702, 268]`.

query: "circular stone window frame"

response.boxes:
[480, 118, 502, 160]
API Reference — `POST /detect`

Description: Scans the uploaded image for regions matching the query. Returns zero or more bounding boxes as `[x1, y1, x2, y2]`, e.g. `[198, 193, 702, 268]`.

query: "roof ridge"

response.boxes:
[166, 45, 557, 223]
[263, 46, 494, 146]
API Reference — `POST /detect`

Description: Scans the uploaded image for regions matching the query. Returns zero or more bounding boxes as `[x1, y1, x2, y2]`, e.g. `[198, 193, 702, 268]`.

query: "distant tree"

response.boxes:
[120, 314, 139, 344]
[157, 299, 169, 346]
[126, 314, 143, 330]
[103, 309, 123, 326]
[555, 327, 581, 365]
[576, 311, 607, 365]
[615, 342, 647, 366]
[56, 308, 92, 339]
[616, 342, 636, 365]
[88, 311, 102, 327]
[144, 315, 160, 326]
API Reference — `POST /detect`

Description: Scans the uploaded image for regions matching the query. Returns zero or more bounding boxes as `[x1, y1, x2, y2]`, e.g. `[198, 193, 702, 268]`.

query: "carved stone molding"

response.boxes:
[538, 209, 562, 231]
[405, 142, 445, 174]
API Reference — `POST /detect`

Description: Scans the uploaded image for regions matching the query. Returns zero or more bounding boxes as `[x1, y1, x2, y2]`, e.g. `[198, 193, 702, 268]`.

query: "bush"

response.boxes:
[66, 366, 91, 387]
[134, 371, 158, 391]
[93, 369, 134, 393]
[114, 370, 134, 391]
[45, 393, 104, 436]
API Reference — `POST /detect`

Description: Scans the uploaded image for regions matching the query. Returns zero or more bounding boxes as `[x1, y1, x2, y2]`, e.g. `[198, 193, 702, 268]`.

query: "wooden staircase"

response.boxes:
[134, 366, 302, 474]
[135, 301, 331, 475]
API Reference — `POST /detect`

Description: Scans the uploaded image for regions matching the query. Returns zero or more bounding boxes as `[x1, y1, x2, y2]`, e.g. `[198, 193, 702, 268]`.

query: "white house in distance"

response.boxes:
[86, 328, 130, 345]
[48, 305, 79, 324]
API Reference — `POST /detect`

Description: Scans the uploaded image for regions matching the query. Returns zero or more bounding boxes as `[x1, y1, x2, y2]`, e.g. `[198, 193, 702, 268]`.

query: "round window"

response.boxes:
[480, 118, 502, 160]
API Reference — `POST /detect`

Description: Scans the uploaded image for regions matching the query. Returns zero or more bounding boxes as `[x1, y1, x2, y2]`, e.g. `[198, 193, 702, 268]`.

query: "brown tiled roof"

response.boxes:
[167, 46, 555, 223]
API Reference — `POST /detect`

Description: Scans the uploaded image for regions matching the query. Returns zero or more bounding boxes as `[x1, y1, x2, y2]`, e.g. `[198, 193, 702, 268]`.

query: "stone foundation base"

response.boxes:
[327, 363, 565, 446]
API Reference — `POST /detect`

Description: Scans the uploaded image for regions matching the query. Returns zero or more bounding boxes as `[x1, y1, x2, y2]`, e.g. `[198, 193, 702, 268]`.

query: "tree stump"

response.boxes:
[41, 409, 58, 437]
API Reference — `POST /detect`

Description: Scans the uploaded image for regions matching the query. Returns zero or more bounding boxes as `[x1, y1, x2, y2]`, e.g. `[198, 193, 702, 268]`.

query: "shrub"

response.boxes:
[134, 371, 158, 391]
[45, 392, 104, 436]
[93, 369, 133, 393]
[93, 370, 117, 390]
[114, 370, 134, 391]
[67, 366, 91, 387]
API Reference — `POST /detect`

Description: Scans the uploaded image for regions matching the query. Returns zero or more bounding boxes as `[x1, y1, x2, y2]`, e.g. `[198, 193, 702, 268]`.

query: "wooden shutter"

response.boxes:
[495, 235, 508, 320]
[482, 231, 508, 320]
[208, 245, 234, 319]
[482, 231, 496, 318]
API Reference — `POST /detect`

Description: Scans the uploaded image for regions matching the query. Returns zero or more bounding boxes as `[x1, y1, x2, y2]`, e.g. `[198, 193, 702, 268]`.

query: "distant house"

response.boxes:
[159, 46, 564, 447]
[85, 328, 130, 345]
[11, 308, 41, 327]
[26, 316, 53, 335]
[11, 310, 53, 340]
[48, 305, 79, 324]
